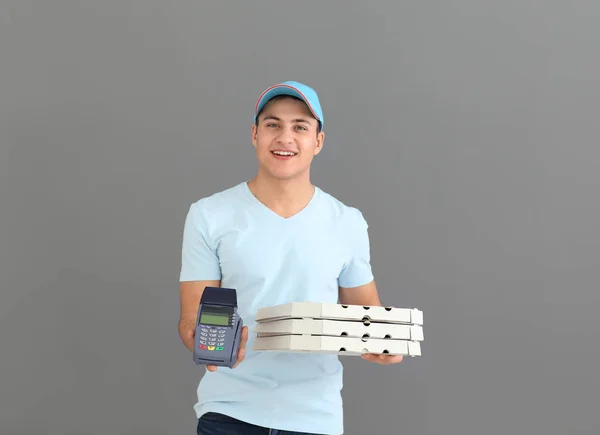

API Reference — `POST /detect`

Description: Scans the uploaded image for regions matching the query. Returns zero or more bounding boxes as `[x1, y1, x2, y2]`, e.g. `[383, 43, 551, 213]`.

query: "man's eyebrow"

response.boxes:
[262, 116, 311, 123]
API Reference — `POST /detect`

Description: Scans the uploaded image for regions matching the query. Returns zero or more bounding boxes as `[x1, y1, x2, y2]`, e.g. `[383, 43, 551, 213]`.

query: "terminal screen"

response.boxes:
[199, 305, 231, 326]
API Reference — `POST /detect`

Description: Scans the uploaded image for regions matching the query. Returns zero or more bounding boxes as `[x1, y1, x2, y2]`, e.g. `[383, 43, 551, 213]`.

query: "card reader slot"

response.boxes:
[199, 358, 228, 363]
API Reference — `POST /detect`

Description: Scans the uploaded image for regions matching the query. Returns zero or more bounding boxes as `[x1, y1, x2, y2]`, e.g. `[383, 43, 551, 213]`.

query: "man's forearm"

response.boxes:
[338, 279, 383, 307]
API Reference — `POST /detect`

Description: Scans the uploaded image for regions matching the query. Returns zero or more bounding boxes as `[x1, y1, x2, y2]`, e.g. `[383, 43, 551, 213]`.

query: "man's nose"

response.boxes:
[276, 127, 294, 144]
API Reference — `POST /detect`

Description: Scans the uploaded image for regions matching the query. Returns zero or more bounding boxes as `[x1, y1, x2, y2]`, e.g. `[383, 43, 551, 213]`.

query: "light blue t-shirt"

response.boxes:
[180, 181, 374, 435]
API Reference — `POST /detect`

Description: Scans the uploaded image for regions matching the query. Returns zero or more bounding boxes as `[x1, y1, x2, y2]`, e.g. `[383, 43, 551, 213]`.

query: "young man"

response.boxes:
[179, 81, 403, 435]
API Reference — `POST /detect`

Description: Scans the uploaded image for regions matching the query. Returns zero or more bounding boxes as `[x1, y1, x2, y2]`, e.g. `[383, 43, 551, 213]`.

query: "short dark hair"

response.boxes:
[255, 95, 322, 133]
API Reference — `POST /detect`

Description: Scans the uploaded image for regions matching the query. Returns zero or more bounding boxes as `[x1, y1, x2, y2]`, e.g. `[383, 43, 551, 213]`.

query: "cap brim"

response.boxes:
[254, 84, 320, 123]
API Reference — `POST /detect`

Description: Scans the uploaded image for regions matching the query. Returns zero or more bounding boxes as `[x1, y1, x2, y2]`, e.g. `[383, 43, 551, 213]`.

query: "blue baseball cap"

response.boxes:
[254, 81, 324, 130]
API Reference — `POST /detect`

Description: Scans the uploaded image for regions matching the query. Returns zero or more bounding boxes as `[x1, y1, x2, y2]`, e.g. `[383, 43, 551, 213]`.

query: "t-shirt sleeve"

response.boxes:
[337, 208, 374, 288]
[179, 202, 222, 282]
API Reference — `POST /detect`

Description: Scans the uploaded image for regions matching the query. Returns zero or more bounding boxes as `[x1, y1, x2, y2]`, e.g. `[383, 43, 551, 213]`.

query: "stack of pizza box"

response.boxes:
[252, 302, 423, 357]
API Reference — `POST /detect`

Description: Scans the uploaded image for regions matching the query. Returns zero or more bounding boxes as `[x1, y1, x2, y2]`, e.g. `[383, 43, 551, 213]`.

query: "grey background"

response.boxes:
[1, 1, 599, 434]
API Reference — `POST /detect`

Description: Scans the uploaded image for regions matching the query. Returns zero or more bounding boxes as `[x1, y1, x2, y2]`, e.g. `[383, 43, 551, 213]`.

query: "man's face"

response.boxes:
[251, 97, 325, 181]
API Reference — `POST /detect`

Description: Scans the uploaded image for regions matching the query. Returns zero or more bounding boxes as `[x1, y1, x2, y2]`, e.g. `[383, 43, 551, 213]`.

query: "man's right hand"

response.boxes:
[180, 321, 249, 372]
[179, 281, 249, 371]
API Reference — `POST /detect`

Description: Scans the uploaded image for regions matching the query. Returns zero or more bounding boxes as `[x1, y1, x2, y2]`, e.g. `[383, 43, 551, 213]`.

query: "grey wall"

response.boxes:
[1, 1, 599, 434]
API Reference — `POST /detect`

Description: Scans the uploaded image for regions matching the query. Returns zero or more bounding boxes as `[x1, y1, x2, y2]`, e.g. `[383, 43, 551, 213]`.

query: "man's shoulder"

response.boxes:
[185, 182, 249, 232]
[316, 187, 368, 228]
[190, 182, 247, 211]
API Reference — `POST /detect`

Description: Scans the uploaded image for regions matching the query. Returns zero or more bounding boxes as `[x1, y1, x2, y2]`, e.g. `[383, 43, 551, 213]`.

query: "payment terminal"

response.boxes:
[193, 286, 244, 368]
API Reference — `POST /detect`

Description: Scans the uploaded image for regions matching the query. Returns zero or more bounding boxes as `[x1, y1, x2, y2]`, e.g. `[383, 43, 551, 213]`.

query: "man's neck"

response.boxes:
[247, 175, 316, 219]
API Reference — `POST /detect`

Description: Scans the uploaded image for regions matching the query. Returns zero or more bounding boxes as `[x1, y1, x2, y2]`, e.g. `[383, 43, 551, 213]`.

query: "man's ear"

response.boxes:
[314, 131, 325, 155]
[251, 124, 258, 148]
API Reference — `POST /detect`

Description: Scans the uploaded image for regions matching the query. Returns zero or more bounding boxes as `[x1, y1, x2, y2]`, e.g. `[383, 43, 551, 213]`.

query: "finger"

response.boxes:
[239, 326, 249, 356]
[240, 326, 249, 347]
[205, 364, 218, 372]
[361, 354, 403, 364]
[365, 355, 389, 364]
[381, 355, 402, 364]
[360, 354, 380, 362]
[233, 326, 249, 368]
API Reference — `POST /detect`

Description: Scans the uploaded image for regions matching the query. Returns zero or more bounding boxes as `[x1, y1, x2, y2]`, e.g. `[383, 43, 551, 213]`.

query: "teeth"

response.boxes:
[273, 151, 296, 156]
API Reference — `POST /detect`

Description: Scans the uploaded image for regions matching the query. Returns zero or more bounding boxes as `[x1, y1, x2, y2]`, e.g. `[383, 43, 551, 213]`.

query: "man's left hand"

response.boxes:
[361, 353, 404, 364]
